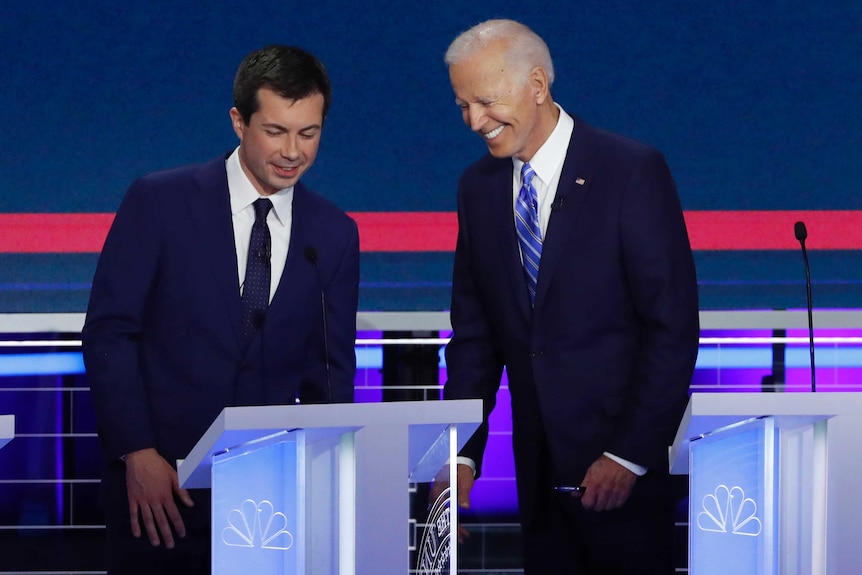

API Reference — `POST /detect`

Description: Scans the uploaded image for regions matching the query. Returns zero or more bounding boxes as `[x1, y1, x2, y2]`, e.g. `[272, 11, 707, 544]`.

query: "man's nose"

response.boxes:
[466, 105, 486, 132]
[280, 136, 299, 159]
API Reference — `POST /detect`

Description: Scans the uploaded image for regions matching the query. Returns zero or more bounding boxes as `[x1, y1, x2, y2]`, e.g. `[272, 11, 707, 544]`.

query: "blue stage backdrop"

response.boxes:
[1, 1, 861, 313]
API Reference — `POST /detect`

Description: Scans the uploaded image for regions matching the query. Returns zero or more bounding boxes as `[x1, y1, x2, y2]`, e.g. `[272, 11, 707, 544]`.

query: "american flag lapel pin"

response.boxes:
[575, 178, 586, 186]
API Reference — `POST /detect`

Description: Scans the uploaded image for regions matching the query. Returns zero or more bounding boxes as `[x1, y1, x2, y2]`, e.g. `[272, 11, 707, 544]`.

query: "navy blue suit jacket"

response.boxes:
[444, 117, 699, 524]
[83, 154, 359, 468]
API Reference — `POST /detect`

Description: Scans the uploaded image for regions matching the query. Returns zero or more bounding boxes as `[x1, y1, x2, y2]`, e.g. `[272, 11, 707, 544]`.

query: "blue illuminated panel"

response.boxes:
[212, 440, 300, 575]
[689, 418, 778, 575]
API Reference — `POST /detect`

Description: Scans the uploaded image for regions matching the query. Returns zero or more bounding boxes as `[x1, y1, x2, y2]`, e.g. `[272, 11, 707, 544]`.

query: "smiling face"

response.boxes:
[449, 41, 555, 162]
[230, 87, 325, 195]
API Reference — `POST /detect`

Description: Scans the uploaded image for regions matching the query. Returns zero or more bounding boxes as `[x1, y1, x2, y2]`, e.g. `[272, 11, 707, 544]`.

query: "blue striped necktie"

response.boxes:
[514, 162, 542, 305]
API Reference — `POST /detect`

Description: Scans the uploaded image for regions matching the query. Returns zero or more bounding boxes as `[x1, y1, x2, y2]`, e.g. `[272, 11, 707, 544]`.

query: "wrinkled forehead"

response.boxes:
[449, 47, 519, 100]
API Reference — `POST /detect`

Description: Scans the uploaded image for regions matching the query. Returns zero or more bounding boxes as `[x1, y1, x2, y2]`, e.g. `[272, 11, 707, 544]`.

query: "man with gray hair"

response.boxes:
[442, 19, 699, 574]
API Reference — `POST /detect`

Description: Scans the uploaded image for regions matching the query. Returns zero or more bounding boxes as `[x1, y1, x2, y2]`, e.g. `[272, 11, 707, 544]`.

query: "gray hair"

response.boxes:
[444, 19, 555, 86]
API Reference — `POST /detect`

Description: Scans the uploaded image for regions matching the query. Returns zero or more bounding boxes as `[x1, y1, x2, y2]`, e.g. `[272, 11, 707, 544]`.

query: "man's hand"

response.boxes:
[124, 448, 195, 548]
[428, 463, 475, 542]
[578, 454, 637, 511]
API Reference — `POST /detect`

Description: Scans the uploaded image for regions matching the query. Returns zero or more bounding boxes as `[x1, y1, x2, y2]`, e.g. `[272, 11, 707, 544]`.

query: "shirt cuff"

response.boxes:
[455, 456, 477, 477]
[603, 452, 647, 476]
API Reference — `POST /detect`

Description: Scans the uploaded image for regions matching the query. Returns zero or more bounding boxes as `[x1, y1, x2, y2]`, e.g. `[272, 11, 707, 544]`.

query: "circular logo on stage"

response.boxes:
[416, 486, 451, 574]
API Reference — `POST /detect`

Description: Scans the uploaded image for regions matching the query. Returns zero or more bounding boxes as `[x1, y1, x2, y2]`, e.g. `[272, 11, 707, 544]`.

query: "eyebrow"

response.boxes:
[261, 122, 322, 132]
[456, 93, 502, 105]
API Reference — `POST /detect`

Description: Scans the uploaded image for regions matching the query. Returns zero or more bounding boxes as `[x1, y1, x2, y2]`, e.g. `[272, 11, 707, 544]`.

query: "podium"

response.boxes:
[177, 400, 482, 575]
[0, 415, 13, 450]
[670, 392, 862, 575]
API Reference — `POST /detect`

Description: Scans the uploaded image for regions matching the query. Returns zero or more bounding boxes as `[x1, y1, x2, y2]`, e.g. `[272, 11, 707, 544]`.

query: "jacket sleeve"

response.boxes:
[322, 216, 360, 404]
[82, 178, 161, 460]
[608, 148, 700, 469]
[443, 179, 505, 478]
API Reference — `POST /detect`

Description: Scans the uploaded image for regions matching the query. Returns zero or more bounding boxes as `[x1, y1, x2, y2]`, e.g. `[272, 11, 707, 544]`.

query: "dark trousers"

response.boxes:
[522, 481, 676, 574]
[101, 463, 212, 575]
[520, 437, 677, 575]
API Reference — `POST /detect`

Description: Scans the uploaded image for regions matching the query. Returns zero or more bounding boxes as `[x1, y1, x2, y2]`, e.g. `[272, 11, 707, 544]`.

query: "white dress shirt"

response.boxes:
[226, 147, 293, 302]
[511, 104, 574, 238]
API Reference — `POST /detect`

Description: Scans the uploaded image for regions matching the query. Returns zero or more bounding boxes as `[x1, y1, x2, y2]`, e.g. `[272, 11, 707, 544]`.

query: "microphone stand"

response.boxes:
[795, 221, 816, 392]
[305, 246, 333, 403]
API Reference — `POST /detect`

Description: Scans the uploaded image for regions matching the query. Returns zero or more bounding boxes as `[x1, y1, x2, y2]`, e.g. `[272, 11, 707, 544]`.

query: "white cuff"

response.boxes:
[603, 452, 647, 476]
[455, 456, 477, 477]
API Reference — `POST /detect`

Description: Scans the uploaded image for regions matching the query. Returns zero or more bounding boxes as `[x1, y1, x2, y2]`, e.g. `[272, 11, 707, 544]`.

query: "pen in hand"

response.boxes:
[554, 485, 586, 496]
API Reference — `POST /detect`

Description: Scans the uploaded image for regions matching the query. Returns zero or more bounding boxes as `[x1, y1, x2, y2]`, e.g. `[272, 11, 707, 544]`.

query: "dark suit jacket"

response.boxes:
[444, 117, 699, 525]
[82, 154, 359, 469]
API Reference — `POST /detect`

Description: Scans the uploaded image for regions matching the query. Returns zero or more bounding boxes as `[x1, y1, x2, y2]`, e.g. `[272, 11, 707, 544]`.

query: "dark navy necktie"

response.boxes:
[514, 162, 543, 305]
[241, 198, 273, 341]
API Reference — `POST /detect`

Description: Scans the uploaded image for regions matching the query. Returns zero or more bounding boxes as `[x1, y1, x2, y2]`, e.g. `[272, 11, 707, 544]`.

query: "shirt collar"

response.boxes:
[512, 104, 574, 185]
[226, 147, 294, 222]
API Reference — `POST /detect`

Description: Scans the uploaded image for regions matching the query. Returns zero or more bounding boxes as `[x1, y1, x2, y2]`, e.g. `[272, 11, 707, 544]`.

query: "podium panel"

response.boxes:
[178, 400, 481, 575]
[409, 428, 456, 575]
[0, 415, 13, 450]
[689, 418, 777, 575]
[672, 392, 862, 575]
[213, 439, 301, 574]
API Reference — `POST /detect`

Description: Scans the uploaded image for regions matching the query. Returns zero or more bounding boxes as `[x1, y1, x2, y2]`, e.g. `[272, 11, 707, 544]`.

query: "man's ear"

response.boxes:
[529, 66, 550, 105]
[229, 107, 245, 140]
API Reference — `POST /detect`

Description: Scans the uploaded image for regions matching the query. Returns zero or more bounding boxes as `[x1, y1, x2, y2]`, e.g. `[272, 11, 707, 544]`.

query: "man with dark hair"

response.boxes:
[83, 45, 359, 574]
[442, 20, 699, 574]
[232, 45, 331, 123]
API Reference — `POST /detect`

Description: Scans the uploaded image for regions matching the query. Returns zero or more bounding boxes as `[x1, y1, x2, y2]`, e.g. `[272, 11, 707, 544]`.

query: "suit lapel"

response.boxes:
[486, 161, 533, 323]
[267, 182, 315, 326]
[534, 119, 598, 308]
[186, 156, 244, 344]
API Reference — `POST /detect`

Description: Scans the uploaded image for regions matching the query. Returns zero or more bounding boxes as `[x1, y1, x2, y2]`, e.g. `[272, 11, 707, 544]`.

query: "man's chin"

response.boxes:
[483, 140, 511, 158]
[267, 173, 301, 190]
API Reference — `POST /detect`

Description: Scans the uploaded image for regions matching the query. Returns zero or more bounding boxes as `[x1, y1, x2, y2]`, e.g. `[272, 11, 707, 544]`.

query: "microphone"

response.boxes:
[255, 236, 271, 261]
[794, 221, 816, 392]
[252, 310, 267, 331]
[551, 195, 565, 211]
[304, 246, 332, 403]
[794, 221, 807, 242]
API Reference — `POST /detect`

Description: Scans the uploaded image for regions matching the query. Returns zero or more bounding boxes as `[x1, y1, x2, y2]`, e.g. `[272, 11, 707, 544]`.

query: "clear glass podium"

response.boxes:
[670, 392, 862, 575]
[177, 400, 482, 575]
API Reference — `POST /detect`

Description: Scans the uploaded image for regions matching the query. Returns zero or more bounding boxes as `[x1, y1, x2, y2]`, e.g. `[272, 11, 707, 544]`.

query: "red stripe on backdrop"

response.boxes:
[683, 211, 862, 250]
[350, 212, 457, 252]
[0, 211, 861, 253]
[0, 213, 116, 254]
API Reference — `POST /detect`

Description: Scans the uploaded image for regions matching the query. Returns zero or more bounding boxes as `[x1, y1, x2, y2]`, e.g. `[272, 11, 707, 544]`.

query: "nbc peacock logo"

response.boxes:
[221, 499, 295, 550]
[696, 485, 762, 537]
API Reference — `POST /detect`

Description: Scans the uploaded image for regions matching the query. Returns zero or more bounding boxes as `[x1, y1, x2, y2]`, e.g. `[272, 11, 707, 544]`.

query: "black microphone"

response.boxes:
[304, 246, 332, 403]
[794, 221, 816, 392]
[551, 195, 565, 211]
[252, 310, 267, 331]
[254, 236, 271, 261]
